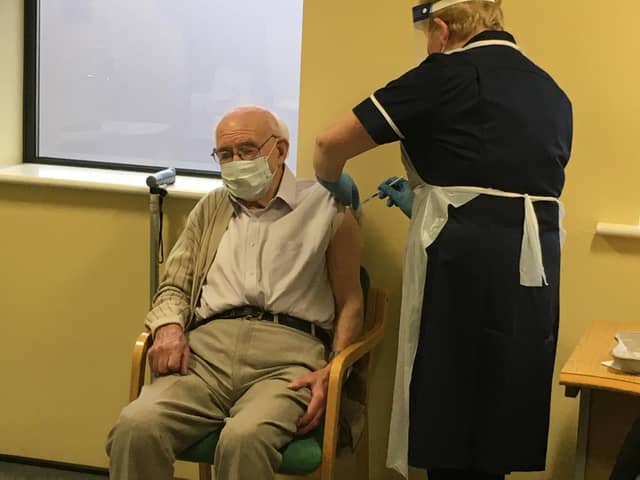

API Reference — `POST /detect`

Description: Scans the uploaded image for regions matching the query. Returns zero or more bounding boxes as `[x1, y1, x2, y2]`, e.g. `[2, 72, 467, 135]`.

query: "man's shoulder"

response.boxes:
[190, 187, 232, 219]
[199, 186, 229, 205]
[293, 177, 336, 206]
[294, 176, 318, 192]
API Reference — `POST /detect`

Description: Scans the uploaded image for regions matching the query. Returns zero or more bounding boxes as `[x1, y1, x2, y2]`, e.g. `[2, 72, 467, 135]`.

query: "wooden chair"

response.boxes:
[129, 271, 388, 480]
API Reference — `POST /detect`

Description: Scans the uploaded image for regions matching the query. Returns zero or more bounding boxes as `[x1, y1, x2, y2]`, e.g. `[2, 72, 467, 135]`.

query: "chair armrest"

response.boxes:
[320, 287, 389, 479]
[329, 320, 385, 381]
[328, 286, 389, 389]
[129, 331, 152, 402]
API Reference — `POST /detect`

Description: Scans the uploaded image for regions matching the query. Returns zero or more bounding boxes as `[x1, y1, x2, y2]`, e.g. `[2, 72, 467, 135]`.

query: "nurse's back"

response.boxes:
[407, 35, 573, 198]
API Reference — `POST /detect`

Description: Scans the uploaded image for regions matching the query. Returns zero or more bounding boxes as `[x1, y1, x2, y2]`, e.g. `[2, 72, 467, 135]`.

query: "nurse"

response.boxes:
[313, 1, 573, 479]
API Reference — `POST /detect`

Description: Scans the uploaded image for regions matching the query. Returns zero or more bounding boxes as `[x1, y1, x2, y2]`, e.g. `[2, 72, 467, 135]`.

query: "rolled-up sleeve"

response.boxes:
[353, 56, 447, 145]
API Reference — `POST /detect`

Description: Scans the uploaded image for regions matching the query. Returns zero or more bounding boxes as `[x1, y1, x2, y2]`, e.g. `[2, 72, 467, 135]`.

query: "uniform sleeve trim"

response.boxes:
[370, 94, 406, 140]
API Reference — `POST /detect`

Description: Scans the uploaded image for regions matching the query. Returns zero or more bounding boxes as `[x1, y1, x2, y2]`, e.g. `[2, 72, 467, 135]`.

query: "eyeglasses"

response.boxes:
[211, 134, 277, 164]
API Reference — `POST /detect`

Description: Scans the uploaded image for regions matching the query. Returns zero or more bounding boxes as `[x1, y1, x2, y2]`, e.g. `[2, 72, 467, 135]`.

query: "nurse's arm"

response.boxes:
[314, 111, 377, 181]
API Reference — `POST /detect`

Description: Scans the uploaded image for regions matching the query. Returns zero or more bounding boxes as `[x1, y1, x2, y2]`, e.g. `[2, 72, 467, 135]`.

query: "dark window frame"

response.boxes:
[22, 0, 219, 178]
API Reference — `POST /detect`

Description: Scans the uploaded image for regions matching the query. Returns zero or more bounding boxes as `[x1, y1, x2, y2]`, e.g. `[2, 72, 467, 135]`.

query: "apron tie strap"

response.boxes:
[436, 185, 560, 288]
[520, 194, 548, 287]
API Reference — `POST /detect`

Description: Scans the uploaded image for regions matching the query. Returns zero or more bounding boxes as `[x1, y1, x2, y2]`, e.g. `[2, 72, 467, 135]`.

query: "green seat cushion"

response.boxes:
[177, 429, 220, 464]
[177, 426, 324, 475]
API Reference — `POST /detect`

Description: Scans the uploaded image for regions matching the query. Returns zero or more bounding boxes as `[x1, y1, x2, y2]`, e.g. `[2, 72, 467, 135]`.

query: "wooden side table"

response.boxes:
[560, 321, 640, 480]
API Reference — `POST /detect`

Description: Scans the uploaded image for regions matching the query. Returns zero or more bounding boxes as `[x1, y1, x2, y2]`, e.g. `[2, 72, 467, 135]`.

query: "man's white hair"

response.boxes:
[273, 113, 290, 141]
[218, 105, 290, 142]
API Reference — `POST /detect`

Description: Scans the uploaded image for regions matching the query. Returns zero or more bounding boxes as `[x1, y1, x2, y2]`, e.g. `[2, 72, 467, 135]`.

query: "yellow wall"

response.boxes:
[1, 1, 640, 480]
[505, 3, 640, 479]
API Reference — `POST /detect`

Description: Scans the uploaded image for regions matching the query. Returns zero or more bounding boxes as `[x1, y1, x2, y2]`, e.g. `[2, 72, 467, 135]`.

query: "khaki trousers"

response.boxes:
[106, 318, 327, 480]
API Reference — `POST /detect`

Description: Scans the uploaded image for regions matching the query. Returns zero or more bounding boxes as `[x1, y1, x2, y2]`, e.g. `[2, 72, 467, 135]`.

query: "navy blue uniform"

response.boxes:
[354, 31, 572, 474]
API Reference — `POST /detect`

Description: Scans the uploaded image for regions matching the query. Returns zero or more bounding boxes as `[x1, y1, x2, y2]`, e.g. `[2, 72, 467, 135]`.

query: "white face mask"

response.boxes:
[221, 145, 276, 201]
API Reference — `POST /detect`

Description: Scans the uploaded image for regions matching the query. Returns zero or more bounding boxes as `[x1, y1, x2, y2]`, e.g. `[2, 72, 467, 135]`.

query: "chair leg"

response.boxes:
[198, 462, 212, 480]
[355, 425, 369, 480]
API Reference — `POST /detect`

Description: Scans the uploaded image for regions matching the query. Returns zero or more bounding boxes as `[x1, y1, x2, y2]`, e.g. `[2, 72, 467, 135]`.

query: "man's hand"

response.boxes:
[148, 324, 190, 376]
[288, 365, 331, 436]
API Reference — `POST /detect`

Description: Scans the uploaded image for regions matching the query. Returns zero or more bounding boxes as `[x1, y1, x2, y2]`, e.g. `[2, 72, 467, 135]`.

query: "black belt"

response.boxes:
[203, 306, 332, 350]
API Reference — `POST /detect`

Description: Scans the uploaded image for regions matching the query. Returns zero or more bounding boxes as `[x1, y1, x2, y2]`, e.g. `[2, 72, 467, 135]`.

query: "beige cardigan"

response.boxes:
[144, 187, 365, 449]
[145, 188, 234, 334]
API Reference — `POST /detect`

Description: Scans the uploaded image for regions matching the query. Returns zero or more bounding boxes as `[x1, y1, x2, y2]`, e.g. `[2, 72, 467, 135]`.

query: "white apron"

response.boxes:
[386, 141, 565, 475]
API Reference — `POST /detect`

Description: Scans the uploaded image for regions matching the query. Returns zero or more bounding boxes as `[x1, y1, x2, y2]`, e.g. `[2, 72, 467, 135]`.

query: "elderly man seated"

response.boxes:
[106, 106, 363, 480]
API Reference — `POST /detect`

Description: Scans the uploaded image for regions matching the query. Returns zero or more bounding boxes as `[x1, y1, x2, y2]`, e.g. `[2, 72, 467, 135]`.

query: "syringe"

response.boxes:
[361, 177, 403, 205]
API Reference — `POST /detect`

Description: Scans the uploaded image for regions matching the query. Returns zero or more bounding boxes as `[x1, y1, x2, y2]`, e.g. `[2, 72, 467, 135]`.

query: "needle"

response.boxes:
[361, 177, 403, 205]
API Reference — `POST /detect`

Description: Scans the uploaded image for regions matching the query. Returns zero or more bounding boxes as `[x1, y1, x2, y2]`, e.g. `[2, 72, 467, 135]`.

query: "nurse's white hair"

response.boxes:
[429, 0, 504, 42]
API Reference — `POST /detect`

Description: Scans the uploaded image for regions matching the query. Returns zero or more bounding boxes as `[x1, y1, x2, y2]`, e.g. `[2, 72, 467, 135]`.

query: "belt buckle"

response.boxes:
[253, 308, 269, 321]
[243, 307, 260, 321]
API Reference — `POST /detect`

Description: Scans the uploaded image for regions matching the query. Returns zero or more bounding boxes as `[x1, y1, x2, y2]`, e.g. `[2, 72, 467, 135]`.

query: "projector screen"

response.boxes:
[37, 0, 304, 173]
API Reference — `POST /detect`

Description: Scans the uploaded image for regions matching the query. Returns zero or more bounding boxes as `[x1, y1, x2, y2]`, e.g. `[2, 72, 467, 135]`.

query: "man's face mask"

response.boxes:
[221, 143, 277, 201]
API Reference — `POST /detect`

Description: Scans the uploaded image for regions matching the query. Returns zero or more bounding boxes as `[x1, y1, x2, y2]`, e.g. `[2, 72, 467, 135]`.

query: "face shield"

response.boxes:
[411, 0, 496, 62]
[412, 3, 431, 63]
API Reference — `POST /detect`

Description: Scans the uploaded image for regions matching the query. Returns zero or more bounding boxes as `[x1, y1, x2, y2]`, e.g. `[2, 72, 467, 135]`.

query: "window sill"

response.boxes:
[0, 163, 223, 200]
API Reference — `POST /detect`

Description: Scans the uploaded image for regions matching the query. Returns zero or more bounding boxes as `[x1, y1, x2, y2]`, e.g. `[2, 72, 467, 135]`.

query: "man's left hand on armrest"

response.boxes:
[287, 364, 332, 435]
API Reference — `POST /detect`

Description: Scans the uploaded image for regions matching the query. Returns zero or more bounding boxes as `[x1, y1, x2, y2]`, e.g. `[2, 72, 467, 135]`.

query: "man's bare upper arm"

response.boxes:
[327, 208, 363, 318]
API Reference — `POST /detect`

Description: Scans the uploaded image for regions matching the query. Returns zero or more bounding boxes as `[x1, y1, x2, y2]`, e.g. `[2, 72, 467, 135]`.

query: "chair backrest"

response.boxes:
[360, 266, 370, 307]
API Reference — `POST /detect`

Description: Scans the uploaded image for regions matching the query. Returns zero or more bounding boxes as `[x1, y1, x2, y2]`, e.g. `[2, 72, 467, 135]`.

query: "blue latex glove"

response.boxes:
[317, 173, 360, 209]
[378, 176, 413, 218]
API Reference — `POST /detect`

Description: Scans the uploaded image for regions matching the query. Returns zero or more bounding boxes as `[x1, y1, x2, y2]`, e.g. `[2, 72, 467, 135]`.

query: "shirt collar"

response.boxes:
[274, 166, 297, 209]
[464, 30, 516, 47]
[228, 166, 297, 213]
